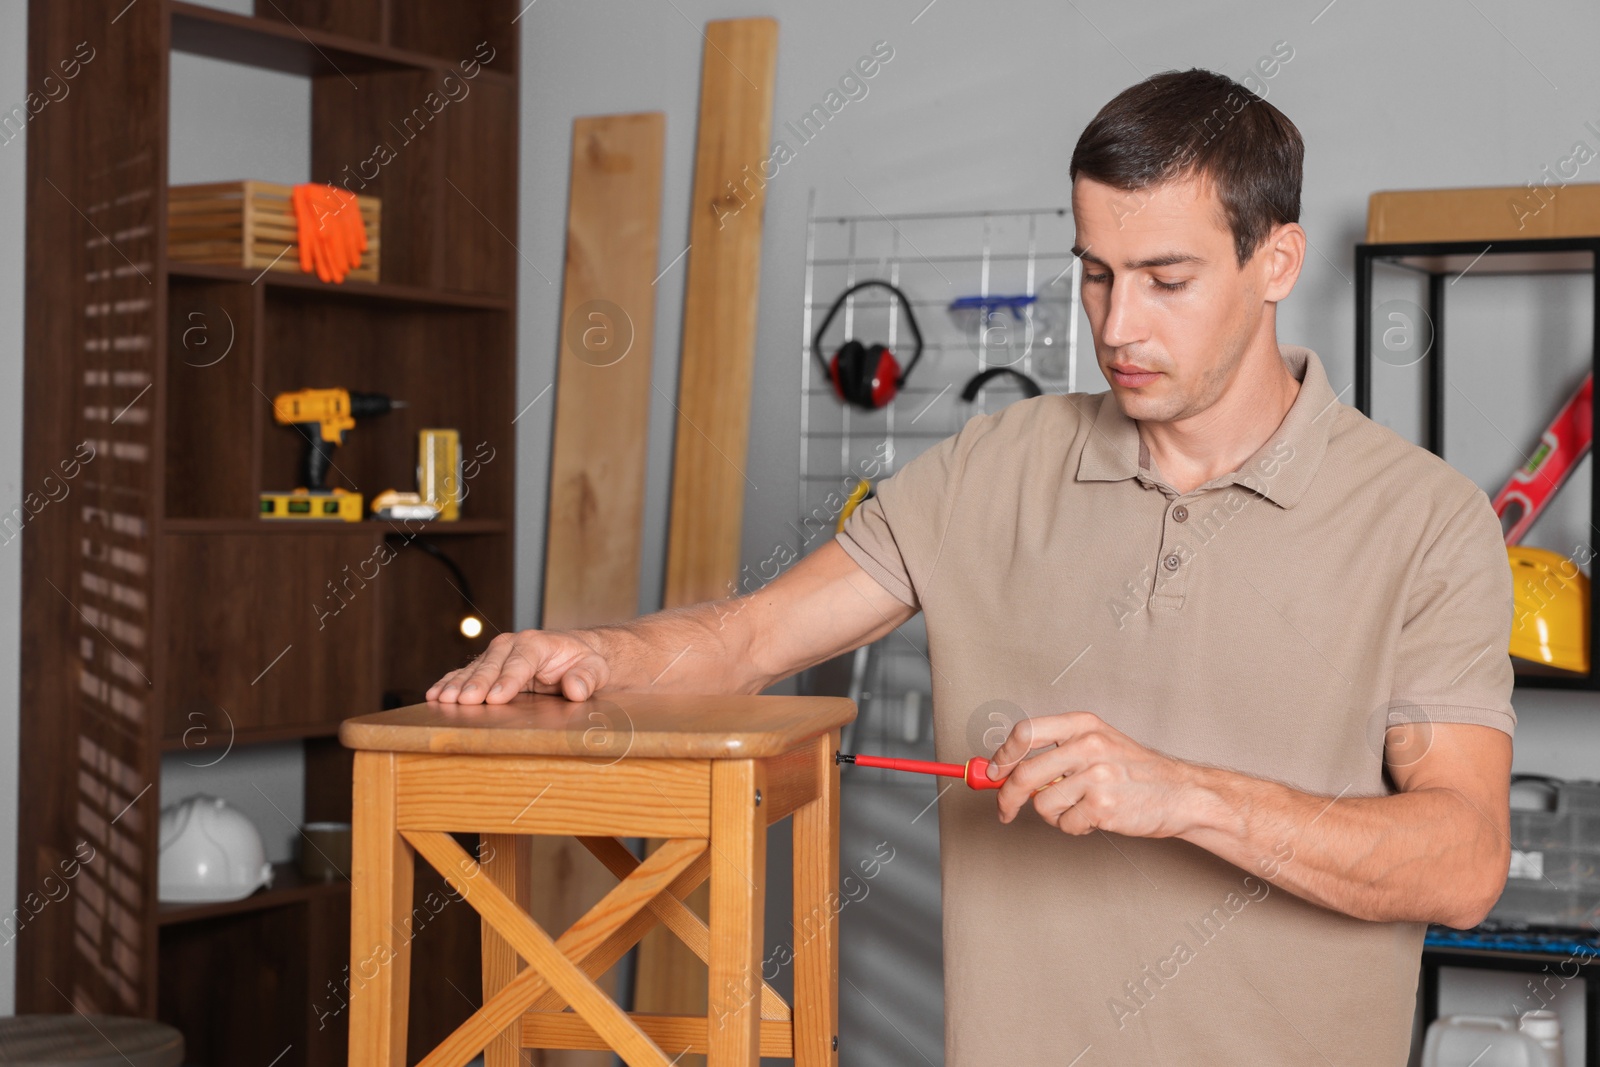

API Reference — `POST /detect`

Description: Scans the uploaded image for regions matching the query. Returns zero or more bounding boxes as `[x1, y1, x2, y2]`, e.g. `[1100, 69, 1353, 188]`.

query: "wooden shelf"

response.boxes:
[157, 863, 348, 926]
[161, 517, 509, 535]
[167, 261, 512, 310]
[159, 721, 343, 753]
[169, 1, 514, 84]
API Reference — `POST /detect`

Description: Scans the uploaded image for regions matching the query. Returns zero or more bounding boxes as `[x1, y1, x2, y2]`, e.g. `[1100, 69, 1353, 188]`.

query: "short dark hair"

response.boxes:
[1069, 69, 1303, 267]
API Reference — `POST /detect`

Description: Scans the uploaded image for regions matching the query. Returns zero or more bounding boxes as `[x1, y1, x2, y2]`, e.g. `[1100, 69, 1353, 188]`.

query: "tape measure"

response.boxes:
[837, 479, 874, 532]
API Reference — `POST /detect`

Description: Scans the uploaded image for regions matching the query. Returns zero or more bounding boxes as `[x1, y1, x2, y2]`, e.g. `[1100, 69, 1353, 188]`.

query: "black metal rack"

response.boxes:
[1355, 237, 1600, 692]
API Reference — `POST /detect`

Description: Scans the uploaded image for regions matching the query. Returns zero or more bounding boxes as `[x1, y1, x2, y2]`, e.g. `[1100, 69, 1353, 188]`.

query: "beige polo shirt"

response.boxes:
[836, 344, 1516, 1066]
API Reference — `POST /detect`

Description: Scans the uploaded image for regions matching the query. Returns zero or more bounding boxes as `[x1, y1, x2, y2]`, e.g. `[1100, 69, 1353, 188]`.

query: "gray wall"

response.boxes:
[4, 1, 1600, 1062]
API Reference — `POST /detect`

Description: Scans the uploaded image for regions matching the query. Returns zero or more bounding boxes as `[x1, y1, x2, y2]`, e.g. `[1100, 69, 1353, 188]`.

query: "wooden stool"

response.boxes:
[339, 692, 854, 1067]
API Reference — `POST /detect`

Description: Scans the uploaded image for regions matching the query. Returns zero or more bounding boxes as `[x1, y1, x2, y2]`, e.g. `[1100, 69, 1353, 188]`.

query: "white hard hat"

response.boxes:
[158, 795, 274, 903]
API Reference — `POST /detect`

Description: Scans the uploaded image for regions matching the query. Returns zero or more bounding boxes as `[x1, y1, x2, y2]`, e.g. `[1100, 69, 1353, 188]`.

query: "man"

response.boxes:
[431, 69, 1516, 1065]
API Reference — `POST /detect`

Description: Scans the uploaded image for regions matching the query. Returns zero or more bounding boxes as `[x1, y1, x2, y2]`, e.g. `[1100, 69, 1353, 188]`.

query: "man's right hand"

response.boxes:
[427, 629, 610, 705]
[425, 540, 917, 706]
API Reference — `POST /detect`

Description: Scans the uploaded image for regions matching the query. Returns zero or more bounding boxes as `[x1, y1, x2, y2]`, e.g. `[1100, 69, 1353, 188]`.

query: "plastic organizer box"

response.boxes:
[1492, 780, 1600, 928]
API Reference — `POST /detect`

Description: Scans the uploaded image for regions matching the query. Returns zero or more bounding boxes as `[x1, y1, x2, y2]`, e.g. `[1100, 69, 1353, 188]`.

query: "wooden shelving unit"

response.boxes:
[18, 2, 521, 1064]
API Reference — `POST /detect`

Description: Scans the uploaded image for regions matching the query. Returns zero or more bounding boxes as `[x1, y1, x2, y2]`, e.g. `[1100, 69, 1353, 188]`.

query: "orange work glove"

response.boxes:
[291, 182, 337, 281]
[290, 184, 319, 274]
[312, 185, 344, 282]
[290, 182, 369, 283]
[331, 188, 367, 271]
[316, 185, 365, 282]
[323, 189, 355, 279]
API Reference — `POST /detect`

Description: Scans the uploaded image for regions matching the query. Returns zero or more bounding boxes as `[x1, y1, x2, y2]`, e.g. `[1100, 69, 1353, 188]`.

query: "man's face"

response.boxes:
[1071, 173, 1270, 424]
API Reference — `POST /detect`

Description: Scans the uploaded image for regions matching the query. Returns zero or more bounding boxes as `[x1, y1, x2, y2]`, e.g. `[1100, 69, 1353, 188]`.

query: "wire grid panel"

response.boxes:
[799, 201, 1081, 760]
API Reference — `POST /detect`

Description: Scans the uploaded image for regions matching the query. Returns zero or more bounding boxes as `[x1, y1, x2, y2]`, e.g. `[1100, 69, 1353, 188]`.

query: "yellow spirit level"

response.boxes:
[259, 488, 364, 522]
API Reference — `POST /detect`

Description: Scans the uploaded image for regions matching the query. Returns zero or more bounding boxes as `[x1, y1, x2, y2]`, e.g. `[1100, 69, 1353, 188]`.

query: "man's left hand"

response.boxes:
[990, 711, 1210, 837]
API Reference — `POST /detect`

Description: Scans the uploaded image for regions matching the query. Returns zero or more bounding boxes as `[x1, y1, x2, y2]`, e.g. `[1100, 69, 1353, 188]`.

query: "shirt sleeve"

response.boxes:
[835, 427, 969, 612]
[1388, 486, 1517, 738]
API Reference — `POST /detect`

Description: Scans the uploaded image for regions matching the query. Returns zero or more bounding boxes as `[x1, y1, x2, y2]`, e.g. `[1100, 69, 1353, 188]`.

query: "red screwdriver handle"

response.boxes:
[964, 757, 1003, 790]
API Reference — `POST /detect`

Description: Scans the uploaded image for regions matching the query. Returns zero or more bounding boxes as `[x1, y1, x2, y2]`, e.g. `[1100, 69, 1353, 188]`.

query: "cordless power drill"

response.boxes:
[271, 388, 405, 490]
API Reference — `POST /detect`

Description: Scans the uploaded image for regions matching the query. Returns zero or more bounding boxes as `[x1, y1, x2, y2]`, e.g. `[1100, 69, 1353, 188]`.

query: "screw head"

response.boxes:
[754, 788, 763, 807]
[832, 1034, 839, 1051]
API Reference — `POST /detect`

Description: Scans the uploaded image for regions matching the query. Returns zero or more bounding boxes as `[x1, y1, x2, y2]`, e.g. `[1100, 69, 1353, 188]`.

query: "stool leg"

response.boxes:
[349, 751, 414, 1067]
[791, 732, 840, 1067]
[707, 759, 767, 1067]
[480, 834, 533, 1067]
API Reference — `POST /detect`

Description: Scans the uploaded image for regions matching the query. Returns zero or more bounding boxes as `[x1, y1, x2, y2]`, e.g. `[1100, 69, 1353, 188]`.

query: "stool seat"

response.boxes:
[0, 1015, 183, 1067]
[339, 692, 856, 758]
[342, 692, 853, 1067]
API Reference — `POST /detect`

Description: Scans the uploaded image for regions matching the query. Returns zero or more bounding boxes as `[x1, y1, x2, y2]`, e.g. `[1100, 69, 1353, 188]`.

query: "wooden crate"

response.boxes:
[168, 180, 381, 282]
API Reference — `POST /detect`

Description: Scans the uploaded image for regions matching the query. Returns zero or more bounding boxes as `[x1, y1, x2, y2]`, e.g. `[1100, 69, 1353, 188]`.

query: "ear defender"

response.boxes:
[958, 366, 1043, 403]
[813, 280, 925, 411]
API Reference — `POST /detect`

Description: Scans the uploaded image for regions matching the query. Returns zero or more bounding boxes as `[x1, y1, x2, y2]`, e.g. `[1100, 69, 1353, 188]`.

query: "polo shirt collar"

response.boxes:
[1075, 344, 1337, 509]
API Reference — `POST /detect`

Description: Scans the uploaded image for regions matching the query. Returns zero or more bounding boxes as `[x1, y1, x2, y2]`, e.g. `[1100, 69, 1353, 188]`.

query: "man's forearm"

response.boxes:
[575, 595, 773, 694]
[1177, 765, 1509, 927]
[570, 541, 910, 696]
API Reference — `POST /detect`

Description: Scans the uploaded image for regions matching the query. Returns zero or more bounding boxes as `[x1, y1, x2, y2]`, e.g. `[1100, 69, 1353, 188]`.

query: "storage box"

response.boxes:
[168, 180, 381, 282]
[1492, 781, 1600, 928]
[1366, 183, 1600, 244]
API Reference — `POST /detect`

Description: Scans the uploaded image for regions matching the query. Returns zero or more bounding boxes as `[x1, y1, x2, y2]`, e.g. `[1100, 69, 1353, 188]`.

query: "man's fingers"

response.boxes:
[479, 643, 550, 703]
[437, 636, 519, 704]
[561, 669, 595, 703]
[481, 664, 535, 703]
[996, 751, 1074, 821]
[1050, 797, 1101, 836]
[426, 667, 469, 702]
[455, 653, 530, 703]
[531, 647, 604, 701]
[1020, 771, 1090, 827]
[427, 631, 608, 706]
[990, 711, 1104, 777]
[460, 635, 593, 704]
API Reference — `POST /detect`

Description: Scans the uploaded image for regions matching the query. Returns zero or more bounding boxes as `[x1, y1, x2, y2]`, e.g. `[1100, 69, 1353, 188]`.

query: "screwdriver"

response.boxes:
[836, 751, 1067, 793]
[836, 751, 1003, 789]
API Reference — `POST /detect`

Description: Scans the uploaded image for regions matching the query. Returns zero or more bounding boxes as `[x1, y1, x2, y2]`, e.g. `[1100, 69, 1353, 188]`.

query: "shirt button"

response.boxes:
[1163, 553, 1181, 571]
[1172, 505, 1189, 523]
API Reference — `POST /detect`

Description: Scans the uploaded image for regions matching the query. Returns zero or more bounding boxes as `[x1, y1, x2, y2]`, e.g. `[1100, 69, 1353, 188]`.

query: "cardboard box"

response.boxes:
[1366, 183, 1600, 243]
